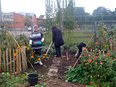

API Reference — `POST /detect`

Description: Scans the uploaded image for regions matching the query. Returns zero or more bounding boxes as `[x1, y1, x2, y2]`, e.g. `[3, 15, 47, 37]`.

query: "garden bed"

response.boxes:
[27, 55, 85, 87]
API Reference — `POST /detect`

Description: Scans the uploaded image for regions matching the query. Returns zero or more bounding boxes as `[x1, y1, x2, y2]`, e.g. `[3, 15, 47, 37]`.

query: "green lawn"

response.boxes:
[44, 31, 93, 46]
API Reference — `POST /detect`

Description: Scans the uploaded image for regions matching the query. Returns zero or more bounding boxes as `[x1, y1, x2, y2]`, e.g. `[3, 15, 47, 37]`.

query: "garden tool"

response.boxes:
[46, 41, 53, 55]
[42, 41, 53, 58]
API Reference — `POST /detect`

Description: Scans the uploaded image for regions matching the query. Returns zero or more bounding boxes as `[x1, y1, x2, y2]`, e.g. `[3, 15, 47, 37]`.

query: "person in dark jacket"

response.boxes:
[52, 26, 64, 57]
[75, 42, 87, 59]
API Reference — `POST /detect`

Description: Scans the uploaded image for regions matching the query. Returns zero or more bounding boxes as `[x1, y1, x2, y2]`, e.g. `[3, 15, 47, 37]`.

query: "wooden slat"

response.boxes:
[16, 49, 19, 73]
[6, 48, 9, 71]
[3, 52, 6, 72]
[13, 49, 16, 73]
[9, 48, 12, 73]
[21, 48, 25, 71]
[18, 49, 21, 73]
[24, 46, 27, 71]
[22, 46, 27, 71]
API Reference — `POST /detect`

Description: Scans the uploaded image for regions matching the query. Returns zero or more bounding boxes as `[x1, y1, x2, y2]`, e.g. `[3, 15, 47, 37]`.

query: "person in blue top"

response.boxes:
[29, 25, 44, 65]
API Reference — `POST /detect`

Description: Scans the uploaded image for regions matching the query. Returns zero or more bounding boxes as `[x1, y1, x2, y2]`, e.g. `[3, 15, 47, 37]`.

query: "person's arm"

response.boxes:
[41, 37, 44, 42]
[29, 39, 32, 45]
[76, 51, 82, 59]
[40, 32, 44, 42]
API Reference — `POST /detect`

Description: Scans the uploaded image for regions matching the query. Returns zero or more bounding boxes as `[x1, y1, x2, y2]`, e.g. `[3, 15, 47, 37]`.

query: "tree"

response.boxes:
[63, 0, 75, 30]
[24, 16, 32, 27]
[92, 7, 111, 16]
[45, 0, 76, 30]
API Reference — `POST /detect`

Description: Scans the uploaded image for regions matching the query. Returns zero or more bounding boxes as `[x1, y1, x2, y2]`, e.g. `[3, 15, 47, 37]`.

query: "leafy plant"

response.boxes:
[65, 50, 116, 86]
[0, 72, 28, 87]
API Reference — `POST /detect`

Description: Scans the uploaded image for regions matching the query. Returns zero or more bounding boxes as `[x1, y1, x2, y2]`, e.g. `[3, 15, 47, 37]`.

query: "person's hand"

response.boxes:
[41, 38, 44, 42]
[83, 47, 88, 51]
[79, 55, 82, 58]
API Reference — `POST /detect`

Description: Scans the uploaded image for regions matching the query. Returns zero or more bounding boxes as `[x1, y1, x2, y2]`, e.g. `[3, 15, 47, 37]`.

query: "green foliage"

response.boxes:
[69, 45, 77, 54]
[65, 50, 116, 86]
[0, 72, 28, 87]
[94, 23, 115, 51]
[111, 76, 116, 87]
[0, 30, 16, 49]
[112, 60, 116, 72]
[34, 83, 46, 87]
[65, 65, 85, 84]
[16, 34, 29, 46]
[44, 31, 92, 46]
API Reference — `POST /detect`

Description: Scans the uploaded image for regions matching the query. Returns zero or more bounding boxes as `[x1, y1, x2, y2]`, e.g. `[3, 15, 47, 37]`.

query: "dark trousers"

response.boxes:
[33, 49, 42, 55]
[55, 46, 61, 57]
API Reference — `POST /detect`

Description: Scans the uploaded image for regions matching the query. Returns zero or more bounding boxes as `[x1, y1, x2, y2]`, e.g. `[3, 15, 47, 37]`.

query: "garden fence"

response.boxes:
[0, 46, 27, 74]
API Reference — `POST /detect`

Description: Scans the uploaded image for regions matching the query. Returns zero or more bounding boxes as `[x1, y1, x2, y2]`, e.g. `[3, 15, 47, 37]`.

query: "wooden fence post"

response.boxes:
[13, 49, 16, 73]
[9, 48, 12, 73]
[21, 46, 27, 72]
[18, 49, 21, 73]
[3, 52, 6, 72]
[6, 48, 9, 71]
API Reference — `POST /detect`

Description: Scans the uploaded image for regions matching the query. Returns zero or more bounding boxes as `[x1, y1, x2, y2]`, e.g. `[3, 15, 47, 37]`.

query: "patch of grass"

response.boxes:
[44, 31, 93, 46]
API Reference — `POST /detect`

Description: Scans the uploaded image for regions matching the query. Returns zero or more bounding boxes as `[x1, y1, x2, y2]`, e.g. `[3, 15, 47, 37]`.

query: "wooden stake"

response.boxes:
[3, 52, 6, 72]
[9, 48, 12, 73]
[6, 48, 9, 71]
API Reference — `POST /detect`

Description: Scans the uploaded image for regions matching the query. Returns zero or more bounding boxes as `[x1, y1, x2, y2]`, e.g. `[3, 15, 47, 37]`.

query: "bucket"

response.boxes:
[28, 73, 38, 86]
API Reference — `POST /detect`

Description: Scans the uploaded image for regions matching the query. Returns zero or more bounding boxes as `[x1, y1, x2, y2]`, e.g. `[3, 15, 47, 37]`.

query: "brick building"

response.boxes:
[2, 12, 25, 29]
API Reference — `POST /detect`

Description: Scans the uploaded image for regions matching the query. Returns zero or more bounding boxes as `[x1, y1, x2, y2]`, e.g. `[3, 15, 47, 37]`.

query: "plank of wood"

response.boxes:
[9, 48, 12, 73]
[18, 50, 21, 73]
[6, 48, 9, 71]
[13, 49, 16, 73]
[3, 52, 6, 72]
[16, 49, 19, 74]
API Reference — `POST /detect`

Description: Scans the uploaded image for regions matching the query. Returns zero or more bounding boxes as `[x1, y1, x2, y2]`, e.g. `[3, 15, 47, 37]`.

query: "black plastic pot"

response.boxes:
[28, 73, 38, 86]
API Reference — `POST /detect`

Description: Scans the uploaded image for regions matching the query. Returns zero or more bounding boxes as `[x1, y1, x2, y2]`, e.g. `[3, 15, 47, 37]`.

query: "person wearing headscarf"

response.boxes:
[29, 25, 44, 65]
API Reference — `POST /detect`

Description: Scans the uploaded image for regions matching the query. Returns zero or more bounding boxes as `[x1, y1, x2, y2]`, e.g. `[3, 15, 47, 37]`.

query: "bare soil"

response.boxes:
[28, 54, 85, 87]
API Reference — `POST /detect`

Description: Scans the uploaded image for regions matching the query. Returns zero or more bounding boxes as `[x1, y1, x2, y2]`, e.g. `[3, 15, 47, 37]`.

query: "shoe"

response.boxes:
[39, 61, 43, 65]
[34, 61, 43, 65]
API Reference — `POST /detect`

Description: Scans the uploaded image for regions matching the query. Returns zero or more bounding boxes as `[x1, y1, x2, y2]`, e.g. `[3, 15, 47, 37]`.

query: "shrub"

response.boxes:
[65, 50, 116, 86]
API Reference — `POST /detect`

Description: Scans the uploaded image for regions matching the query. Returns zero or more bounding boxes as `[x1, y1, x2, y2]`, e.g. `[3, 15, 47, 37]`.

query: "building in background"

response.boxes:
[37, 15, 46, 27]
[2, 12, 25, 29]
[2, 12, 40, 29]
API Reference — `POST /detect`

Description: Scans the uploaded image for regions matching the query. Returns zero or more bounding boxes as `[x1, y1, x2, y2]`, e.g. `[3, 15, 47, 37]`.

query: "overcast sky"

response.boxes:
[1, 0, 116, 17]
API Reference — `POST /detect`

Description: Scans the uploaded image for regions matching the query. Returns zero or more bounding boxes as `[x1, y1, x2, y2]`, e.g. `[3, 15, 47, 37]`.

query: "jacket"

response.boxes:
[29, 32, 44, 49]
[52, 27, 64, 47]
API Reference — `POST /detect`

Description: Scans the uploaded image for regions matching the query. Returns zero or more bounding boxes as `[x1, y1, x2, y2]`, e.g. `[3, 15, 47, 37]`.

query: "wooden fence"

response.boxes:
[0, 46, 27, 74]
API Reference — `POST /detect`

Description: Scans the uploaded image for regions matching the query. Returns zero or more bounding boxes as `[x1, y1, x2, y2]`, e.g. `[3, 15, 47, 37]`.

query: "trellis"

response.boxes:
[0, 46, 27, 74]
